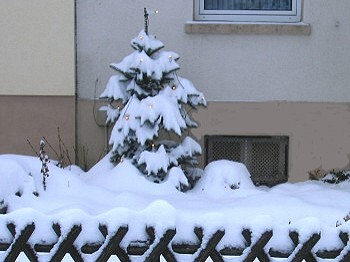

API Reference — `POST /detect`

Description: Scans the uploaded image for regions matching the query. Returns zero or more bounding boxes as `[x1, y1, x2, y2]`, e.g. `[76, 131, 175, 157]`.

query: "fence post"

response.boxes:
[5, 222, 37, 262]
[50, 224, 83, 262]
[144, 226, 176, 262]
[0, 200, 7, 214]
[242, 229, 273, 262]
[339, 231, 350, 261]
[96, 225, 129, 262]
[194, 227, 224, 262]
[289, 231, 320, 262]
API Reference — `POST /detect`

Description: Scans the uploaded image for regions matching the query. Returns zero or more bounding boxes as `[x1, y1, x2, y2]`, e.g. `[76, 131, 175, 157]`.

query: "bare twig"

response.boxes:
[57, 127, 72, 167]
[42, 136, 61, 165]
[27, 139, 39, 157]
[74, 145, 89, 172]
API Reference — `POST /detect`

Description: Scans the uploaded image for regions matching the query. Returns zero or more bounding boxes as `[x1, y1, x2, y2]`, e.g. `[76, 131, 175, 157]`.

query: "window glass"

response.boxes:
[204, 0, 292, 11]
[195, 0, 301, 22]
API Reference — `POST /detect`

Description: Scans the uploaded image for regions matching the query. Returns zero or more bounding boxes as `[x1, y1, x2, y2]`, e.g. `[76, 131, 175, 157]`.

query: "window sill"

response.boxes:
[185, 21, 311, 35]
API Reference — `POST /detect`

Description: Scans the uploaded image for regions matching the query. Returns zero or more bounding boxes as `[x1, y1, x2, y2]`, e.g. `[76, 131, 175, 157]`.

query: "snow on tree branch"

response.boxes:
[100, 29, 206, 187]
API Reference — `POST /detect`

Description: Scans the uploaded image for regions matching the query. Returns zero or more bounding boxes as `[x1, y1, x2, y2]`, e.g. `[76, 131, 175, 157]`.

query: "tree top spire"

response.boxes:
[144, 8, 149, 35]
[144, 8, 159, 35]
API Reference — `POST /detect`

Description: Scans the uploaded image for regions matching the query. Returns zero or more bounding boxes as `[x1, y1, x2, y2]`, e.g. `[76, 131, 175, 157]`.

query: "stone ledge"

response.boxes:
[185, 21, 311, 35]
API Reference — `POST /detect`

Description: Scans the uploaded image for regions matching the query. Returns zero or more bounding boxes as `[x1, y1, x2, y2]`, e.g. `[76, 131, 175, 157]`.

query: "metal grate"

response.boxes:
[205, 135, 289, 186]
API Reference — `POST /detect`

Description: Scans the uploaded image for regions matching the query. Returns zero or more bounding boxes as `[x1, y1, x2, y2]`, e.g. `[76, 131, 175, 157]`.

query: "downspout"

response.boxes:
[74, 0, 78, 165]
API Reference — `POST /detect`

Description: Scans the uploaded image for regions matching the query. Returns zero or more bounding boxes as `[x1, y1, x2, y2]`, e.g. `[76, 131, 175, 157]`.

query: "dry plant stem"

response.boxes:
[39, 139, 49, 191]
[42, 136, 61, 164]
[82, 146, 88, 171]
[57, 127, 72, 167]
[27, 139, 39, 157]
[41, 128, 72, 168]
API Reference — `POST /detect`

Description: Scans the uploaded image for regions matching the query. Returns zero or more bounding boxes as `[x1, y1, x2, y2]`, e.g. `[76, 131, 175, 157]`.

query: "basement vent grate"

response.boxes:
[205, 135, 289, 186]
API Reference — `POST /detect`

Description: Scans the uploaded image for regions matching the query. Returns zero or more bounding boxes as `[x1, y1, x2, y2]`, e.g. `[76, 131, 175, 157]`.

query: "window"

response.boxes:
[205, 135, 289, 186]
[195, 0, 302, 23]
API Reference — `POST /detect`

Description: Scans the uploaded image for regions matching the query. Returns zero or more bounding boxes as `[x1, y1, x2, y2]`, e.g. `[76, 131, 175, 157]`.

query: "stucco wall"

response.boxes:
[75, 99, 350, 181]
[0, 96, 76, 161]
[0, 0, 75, 96]
[76, 0, 350, 102]
[0, 1, 76, 162]
[75, 1, 350, 181]
[191, 101, 350, 182]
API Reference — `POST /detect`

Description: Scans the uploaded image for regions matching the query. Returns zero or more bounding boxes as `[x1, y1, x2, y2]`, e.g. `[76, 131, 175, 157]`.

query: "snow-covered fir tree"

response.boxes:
[100, 25, 206, 186]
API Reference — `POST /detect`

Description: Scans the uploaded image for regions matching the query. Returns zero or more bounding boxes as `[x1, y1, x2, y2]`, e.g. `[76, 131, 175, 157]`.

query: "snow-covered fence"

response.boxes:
[0, 201, 6, 215]
[0, 221, 349, 261]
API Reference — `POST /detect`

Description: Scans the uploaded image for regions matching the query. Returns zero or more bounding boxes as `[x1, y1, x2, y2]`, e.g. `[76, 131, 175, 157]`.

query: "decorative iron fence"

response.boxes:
[0, 220, 349, 261]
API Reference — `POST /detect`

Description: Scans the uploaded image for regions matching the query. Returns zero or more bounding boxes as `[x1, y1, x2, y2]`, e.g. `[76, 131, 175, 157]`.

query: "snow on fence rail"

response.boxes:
[0, 218, 349, 261]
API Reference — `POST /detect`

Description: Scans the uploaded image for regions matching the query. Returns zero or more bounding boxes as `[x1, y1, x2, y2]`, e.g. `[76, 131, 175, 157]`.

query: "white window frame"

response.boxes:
[194, 0, 302, 23]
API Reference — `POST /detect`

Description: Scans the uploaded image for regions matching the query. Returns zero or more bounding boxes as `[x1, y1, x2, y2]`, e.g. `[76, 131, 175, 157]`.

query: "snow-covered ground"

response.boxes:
[0, 153, 349, 261]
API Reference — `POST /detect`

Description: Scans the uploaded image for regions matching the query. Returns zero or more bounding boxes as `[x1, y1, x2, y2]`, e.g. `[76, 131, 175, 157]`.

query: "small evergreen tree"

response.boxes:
[321, 170, 350, 184]
[100, 10, 206, 184]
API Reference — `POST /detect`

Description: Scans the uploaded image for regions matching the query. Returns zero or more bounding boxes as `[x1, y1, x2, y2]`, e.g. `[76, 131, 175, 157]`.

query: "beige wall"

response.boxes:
[2, 1, 338, 181]
[75, 99, 111, 170]
[75, 0, 350, 181]
[76, 100, 350, 181]
[77, 0, 350, 102]
[192, 101, 350, 182]
[0, 96, 75, 162]
[0, 2, 76, 163]
[0, 0, 75, 96]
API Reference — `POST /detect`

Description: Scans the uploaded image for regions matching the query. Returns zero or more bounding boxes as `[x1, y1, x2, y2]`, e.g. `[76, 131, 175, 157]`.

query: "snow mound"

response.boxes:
[84, 153, 184, 195]
[193, 160, 255, 197]
[164, 167, 189, 190]
[0, 155, 37, 199]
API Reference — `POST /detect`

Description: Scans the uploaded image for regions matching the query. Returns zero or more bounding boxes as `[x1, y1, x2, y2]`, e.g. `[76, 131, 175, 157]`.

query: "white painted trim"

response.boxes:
[194, 0, 302, 23]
